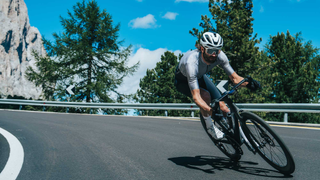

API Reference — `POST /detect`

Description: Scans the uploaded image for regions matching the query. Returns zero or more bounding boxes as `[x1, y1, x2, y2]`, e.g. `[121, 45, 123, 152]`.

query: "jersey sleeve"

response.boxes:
[219, 51, 234, 76]
[185, 62, 199, 90]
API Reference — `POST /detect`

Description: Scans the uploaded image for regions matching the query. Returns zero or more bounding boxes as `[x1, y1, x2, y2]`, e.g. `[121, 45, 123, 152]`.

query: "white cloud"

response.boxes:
[117, 48, 182, 95]
[128, 14, 159, 29]
[162, 12, 179, 20]
[175, 0, 208, 2]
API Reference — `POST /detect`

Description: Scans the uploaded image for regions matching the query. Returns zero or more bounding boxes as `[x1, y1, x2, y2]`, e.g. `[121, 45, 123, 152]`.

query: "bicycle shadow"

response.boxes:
[168, 155, 293, 178]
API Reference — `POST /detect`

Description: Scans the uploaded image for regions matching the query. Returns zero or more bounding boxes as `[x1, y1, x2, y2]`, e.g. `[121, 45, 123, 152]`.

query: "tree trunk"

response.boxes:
[86, 58, 92, 103]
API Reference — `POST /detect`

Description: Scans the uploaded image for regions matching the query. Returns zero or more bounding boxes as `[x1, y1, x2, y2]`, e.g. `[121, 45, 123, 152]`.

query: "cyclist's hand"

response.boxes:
[246, 76, 261, 92]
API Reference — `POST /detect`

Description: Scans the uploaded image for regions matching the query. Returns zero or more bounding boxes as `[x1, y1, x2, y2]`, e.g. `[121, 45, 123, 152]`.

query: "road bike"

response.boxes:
[199, 76, 295, 175]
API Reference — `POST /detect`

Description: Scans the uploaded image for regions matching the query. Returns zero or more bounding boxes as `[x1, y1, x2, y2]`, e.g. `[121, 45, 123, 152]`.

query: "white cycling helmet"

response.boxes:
[200, 32, 223, 49]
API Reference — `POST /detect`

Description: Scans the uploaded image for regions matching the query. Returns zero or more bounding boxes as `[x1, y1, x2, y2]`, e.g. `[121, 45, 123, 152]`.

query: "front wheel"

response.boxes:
[240, 111, 295, 175]
[200, 114, 242, 161]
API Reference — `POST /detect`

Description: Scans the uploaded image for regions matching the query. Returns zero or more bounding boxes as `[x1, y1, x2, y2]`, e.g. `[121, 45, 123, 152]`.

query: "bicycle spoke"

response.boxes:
[238, 112, 295, 174]
[269, 145, 286, 166]
[266, 136, 287, 166]
[246, 119, 287, 167]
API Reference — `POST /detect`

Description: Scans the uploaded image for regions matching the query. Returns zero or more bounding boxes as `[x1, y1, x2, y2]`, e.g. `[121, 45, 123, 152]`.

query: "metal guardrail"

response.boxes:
[236, 103, 320, 113]
[0, 99, 199, 110]
[0, 99, 319, 112]
[0, 99, 319, 122]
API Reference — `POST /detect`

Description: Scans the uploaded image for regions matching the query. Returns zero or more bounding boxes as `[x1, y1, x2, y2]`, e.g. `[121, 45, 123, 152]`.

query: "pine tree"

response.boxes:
[135, 51, 194, 117]
[26, 0, 138, 114]
[26, 50, 60, 100]
[264, 31, 320, 123]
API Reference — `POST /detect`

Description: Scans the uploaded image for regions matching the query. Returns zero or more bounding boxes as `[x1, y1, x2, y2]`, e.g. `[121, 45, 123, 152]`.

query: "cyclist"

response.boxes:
[174, 31, 260, 139]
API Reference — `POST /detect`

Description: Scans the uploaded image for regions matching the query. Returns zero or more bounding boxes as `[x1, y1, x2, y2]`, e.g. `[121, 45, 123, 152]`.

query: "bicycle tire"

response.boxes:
[240, 111, 295, 175]
[200, 114, 242, 161]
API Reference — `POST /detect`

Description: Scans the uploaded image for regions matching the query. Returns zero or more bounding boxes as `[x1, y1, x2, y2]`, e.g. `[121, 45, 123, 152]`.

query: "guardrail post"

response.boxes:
[191, 111, 194, 117]
[43, 106, 45, 112]
[284, 113, 288, 123]
[165, 110, 168, 117]
[66, 107, 69, 113]
[19, 105, 22, 110]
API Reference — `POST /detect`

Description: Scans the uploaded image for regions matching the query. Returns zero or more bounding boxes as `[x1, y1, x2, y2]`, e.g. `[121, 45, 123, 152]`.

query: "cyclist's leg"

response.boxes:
[198, 77, 215, 128]
[202, 75, 230, 115]
[175, 76, 224, 138]
[174, 77, 210, 113]
[199, 88, 211, 116]
[174, 66, 192, 98]
[174, 74, 225, 116]
[174, 79, 192, 98]
[199, 77, 225, 139]
[175, 76, 212, 126]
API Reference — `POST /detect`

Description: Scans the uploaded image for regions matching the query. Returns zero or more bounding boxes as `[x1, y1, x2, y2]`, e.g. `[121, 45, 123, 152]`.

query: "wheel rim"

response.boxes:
[216, 141, 236, 155]
[213, 123, 237, 157]
[245, 119, 288, 167]
[200, 114, 241, 160]
[215, 134, 242, 160]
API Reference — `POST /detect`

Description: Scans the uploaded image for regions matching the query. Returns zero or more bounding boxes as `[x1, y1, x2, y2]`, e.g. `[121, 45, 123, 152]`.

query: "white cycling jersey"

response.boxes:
[178, 49, 234, 90]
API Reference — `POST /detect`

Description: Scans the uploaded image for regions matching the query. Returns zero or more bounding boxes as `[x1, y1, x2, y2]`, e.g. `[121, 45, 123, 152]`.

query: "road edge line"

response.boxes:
[0, 127, 24, 180]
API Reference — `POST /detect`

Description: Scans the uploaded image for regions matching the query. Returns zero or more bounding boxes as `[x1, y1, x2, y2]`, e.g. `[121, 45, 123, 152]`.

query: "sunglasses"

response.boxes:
[206, 48, 220, 55]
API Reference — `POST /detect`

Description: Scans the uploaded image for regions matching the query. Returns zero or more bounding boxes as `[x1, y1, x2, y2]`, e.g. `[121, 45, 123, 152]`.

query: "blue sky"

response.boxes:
[24, 0, 320, 96]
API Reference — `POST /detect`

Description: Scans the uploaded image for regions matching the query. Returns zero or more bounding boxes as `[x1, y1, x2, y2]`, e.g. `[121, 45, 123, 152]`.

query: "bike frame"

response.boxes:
[211, 78, 256, 154]
[206, 77, 295, 174]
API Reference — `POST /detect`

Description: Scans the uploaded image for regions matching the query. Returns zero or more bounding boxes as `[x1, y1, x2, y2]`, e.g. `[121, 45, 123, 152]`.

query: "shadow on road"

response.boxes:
[168, 155, 293, 178]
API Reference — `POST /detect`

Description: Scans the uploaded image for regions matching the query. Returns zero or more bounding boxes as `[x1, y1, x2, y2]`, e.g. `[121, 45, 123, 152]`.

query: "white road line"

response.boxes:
[269, 124, 320, 130]
[0, 127, 24, 180]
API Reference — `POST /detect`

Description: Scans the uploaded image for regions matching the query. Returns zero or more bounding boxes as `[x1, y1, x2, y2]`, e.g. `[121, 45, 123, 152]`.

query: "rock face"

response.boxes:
[0, 0, 45, 99]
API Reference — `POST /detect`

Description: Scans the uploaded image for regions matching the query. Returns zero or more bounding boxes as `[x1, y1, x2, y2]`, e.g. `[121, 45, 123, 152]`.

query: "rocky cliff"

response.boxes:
[0, 0, 45, 99]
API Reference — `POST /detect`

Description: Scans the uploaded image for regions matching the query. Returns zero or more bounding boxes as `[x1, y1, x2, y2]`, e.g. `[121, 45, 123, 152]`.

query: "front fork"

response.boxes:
[232, 106, 257, 154]
[239, 124, 256, 154]
[212, 100, 257, 154]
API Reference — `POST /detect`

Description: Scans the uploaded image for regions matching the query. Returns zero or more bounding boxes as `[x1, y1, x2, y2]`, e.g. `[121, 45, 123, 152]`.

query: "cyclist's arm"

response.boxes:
[185, 62, 212, 116]
[219, 51, 247, 87]
[191, 89, 212, 116]
[229, 72, 248, 87]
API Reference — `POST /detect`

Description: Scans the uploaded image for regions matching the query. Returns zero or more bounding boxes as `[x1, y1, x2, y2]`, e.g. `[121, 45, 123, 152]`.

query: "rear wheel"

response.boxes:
[200, 114, 242, 161]
[240, 111, 295, 175]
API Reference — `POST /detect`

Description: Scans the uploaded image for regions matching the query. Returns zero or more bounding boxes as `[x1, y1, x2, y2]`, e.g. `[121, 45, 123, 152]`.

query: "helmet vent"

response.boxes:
[205, 35, 212, 44]
[200, 32, 223, 50]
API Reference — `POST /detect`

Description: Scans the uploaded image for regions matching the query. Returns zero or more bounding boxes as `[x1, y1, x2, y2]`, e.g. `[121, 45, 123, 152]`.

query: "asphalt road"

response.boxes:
[0, 110, 319, 180]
